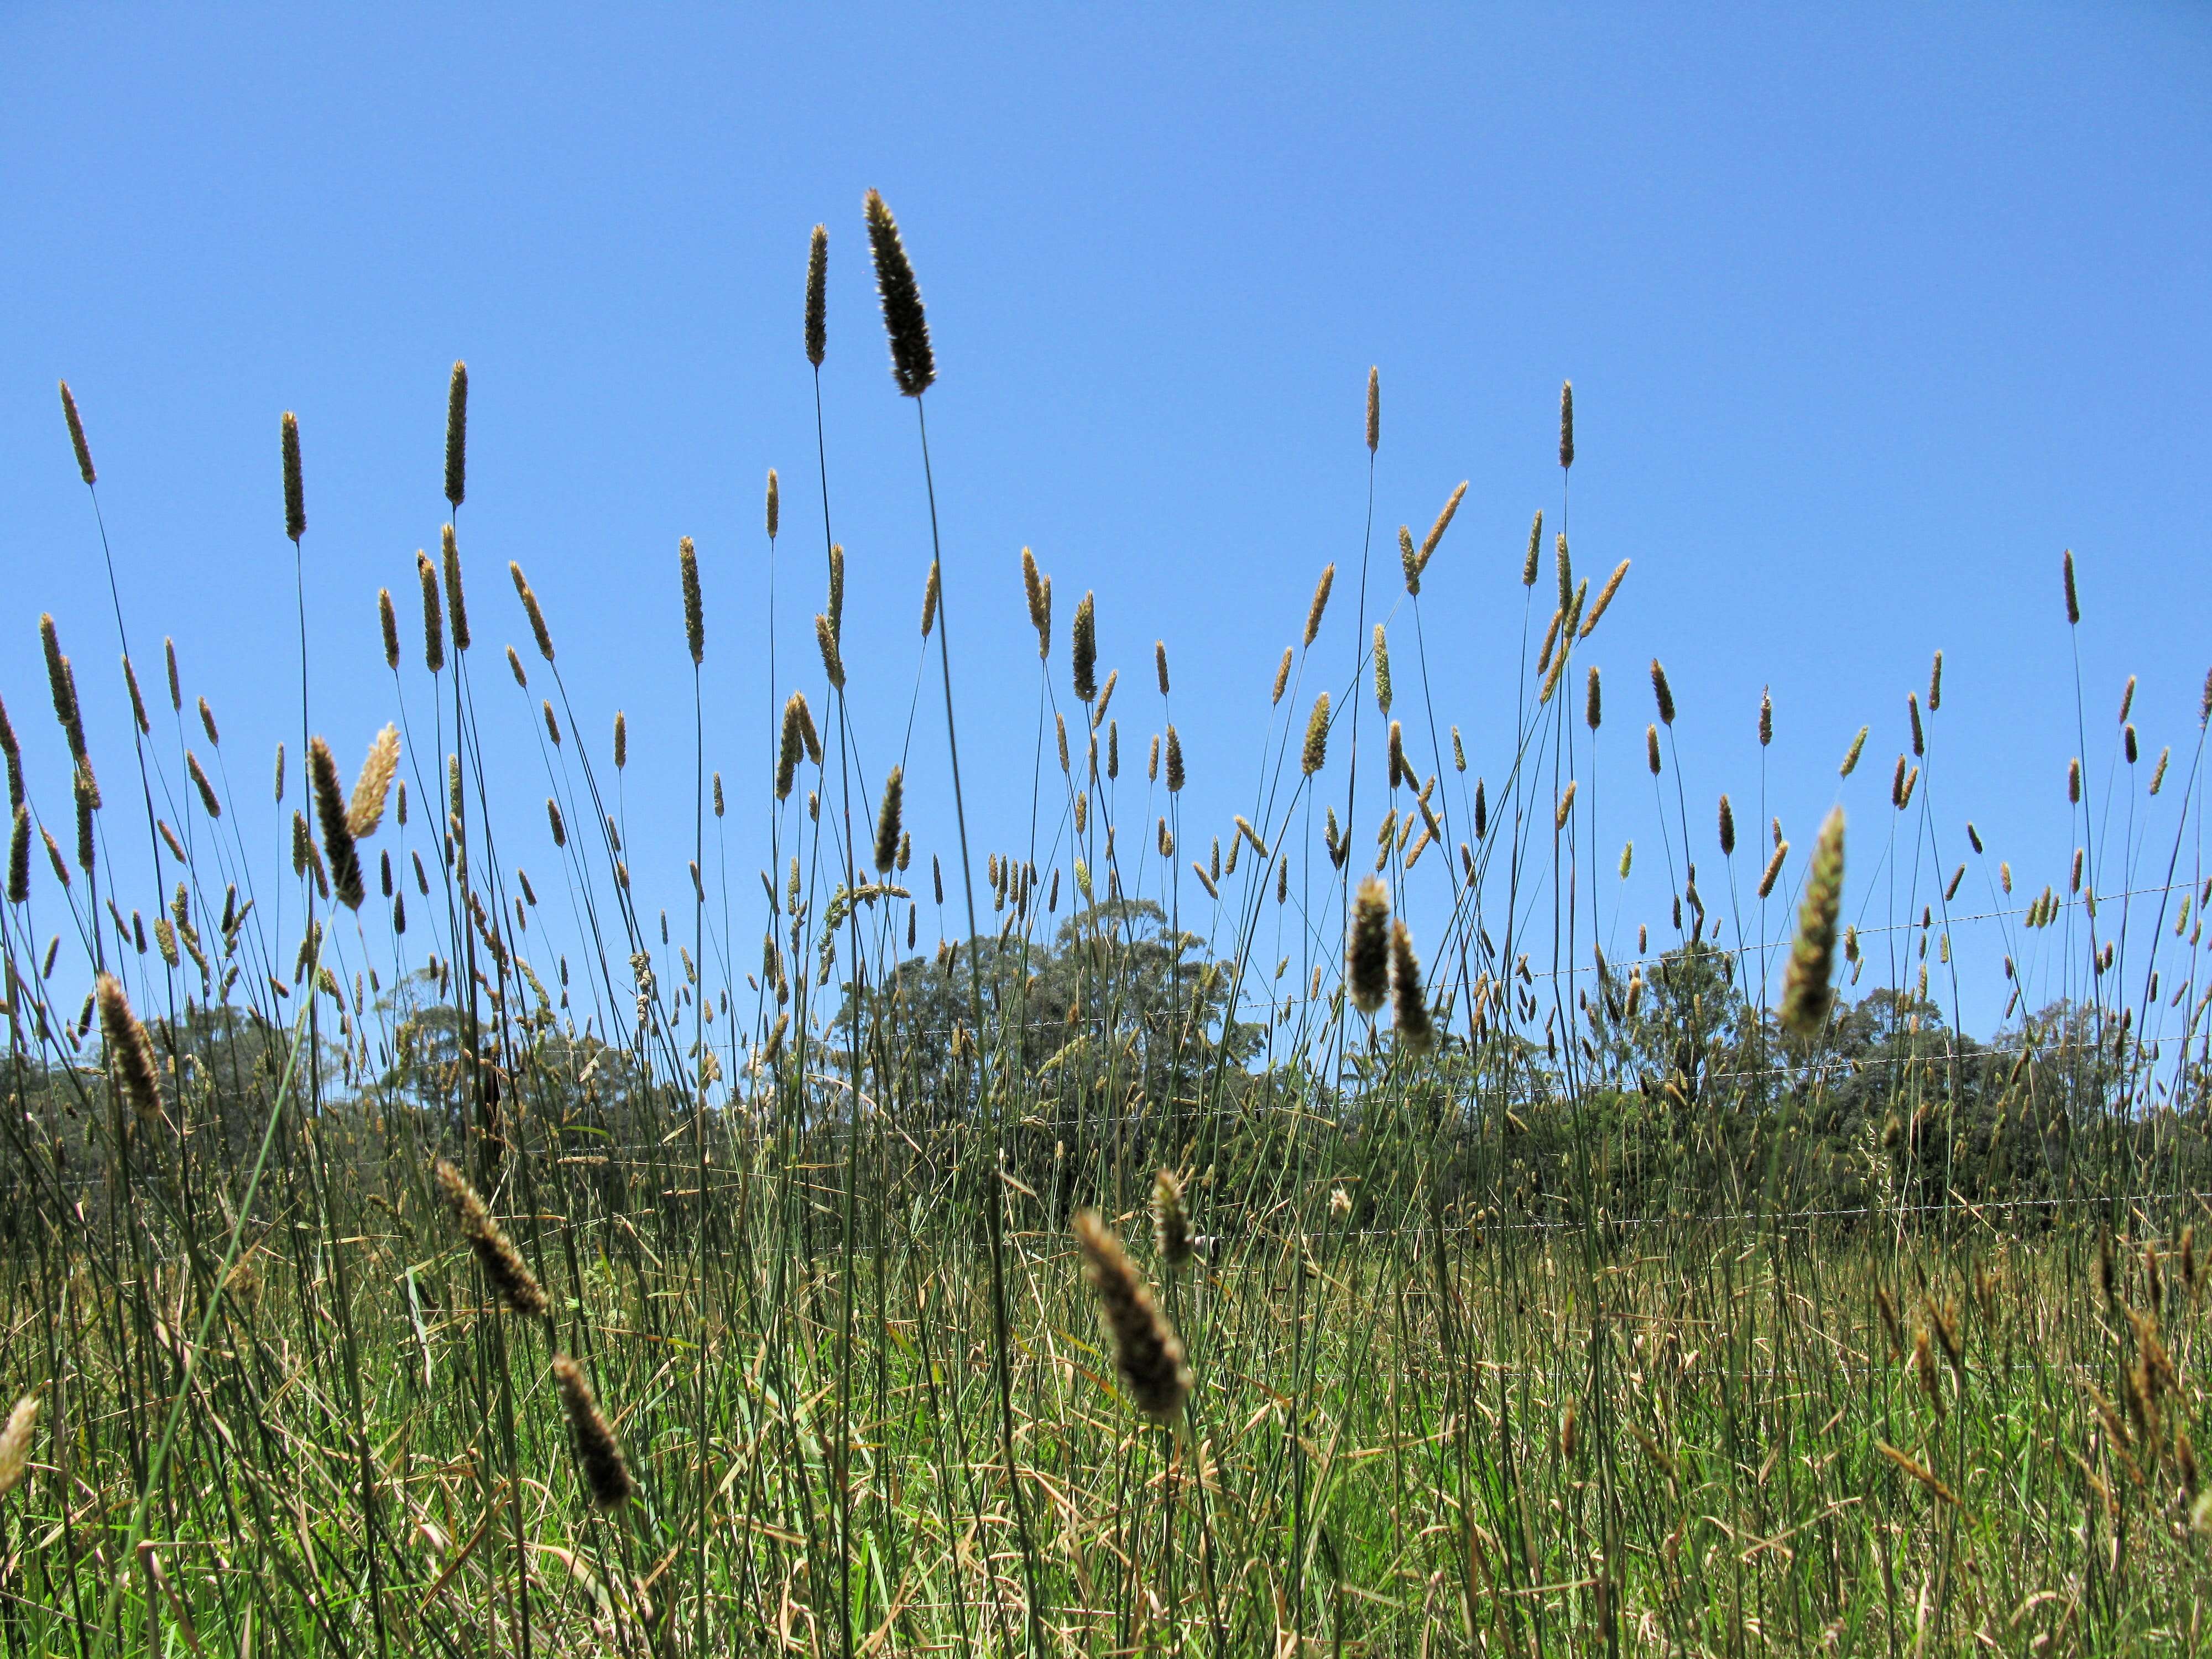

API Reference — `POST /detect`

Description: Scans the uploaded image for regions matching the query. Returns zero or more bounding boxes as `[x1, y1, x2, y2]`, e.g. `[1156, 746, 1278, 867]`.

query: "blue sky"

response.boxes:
[3, 3, 2208, 1035]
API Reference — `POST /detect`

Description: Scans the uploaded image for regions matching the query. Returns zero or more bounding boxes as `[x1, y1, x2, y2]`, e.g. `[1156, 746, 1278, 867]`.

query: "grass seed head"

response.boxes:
[551, 1354, 636, 1510]
[1303, 562, 1342, 649]
[766, 467, 780, 539]
[1390, 917, 1432, 1051]
[1302, 693, 1330, 776]
[805, 223, 828, 367]
[1348, 876, 1391, 1015]
[1072, 591, 1097, 702]
[874, 766, 904, 874]
[1073, 1211, 1192, 1422]
[418, 552, 445, 673]
[1780, 807, 1844, 1036]
[60, 380, 95, 484]
[7, 806, 28, 904]
[281, 411, 305, 542]
[309, 737, 366, 909]
[97, 973, 162, 1129]
[1152, 1169, 1192, 1267]
[680, 536, 704, 663]
[0, 1395, 38, 1497]
[435, 1157, 550, 1319]
[436, 526, 467, 650]
[511, 562, 556, 661]
[1582, 559, 1629, 639]
[444, 361, 468, 507]
[863, 189, 934, 396]
[1366, 366, 1379, 452]
[1558, 379, 1574, 469]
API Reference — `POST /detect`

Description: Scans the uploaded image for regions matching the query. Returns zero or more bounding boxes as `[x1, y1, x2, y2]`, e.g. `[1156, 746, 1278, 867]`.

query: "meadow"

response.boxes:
[2, 193, 2210, 1657]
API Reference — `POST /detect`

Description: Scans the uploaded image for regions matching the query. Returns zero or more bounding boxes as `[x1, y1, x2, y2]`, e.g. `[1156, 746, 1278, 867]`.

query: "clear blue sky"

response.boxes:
[4, 4, 2208, 1035]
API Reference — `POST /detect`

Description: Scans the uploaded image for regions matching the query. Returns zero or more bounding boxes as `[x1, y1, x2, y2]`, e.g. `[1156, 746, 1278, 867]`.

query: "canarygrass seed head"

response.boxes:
[435, 1157, 550, 1319]
[864, 189, 934, 396]
[805, 223, 828, 367]
[281, 411, 305, 542]
[551, 1353, 636, 1510]
[1780, 807, 1844, 1036]
[1152, 1169, 1192, 1266]
[1302, 693, 1329, 775]
[1390, 917, 1432, 1051]
[309, 737, 366, 909]
[60, 380, 96, 484]
[418, 553, 445, 673]
[874, 766, 904, 874]
[444, 361, 468, 507]
[0, 1395, 38, 1497]
[680, 536, 704, 663]
[1349, 876, 1391, 1015]
[1072, 1210, 1191, 1422]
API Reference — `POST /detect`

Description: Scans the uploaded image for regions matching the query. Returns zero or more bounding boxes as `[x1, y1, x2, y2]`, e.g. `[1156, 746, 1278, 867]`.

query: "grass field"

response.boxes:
[4, 197, 2211, 1656]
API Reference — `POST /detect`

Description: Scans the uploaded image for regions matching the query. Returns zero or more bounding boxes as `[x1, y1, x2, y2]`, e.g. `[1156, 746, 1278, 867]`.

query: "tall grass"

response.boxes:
[6, 196, 2212, 1657]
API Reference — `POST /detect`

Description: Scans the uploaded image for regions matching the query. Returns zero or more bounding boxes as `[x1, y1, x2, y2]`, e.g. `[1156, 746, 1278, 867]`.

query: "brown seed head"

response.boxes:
[863, 189, 934, 396]
[805, 223, 828, 367]
[1523, 512, 1542, 587]
[1304, 564, 1335, 648]
[309, 737, 366, 909]
[1650, 659, 1676, 725]
[679, 536, 704, 664]
[1152, 1169, 1192, 1267]
[8, 805, 29, 904]
[418, 553, 445, 673]
[1071, 592, 1097, 702]
[346, 724, 400, 840]
[434, 1157, 550, 1319]
[0, 1395, 38, 1498]
[1780, 807, 1844, 1037]
[1558, 379, 1574, 469]
[551, 1353, 636, 1510]
[281, 412, 305, 542]
[1390, 917, 1432, 1051]
[1581, 559, 1629, 639]
[1365, 366, 1379, 452]
[1302, 693, 1330, 776]
[1348, 876, 1391, 1015]
[444, 361, 468, 508]
[440, 525, 471, 652]
[60, 380, 95, 484]
[1072, 1211, 1192, 1422]
[97, 973, 163, 1129]
[874, 766, 904, 874]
